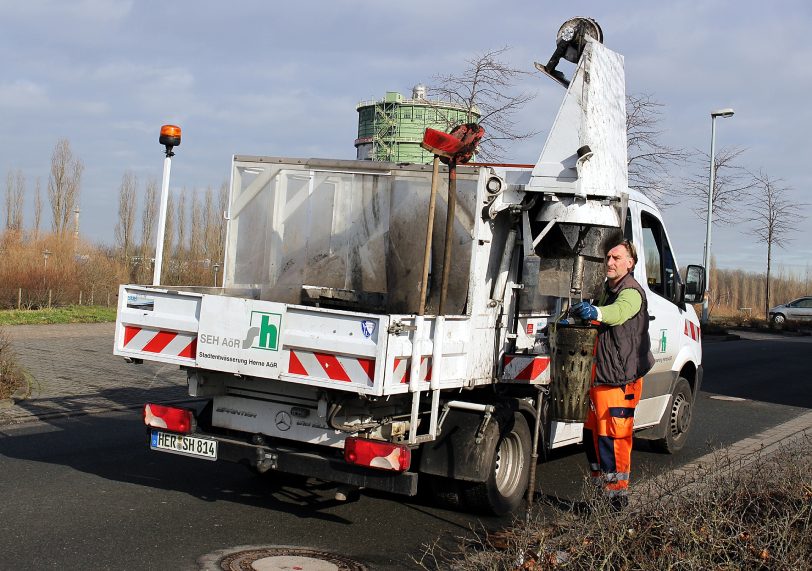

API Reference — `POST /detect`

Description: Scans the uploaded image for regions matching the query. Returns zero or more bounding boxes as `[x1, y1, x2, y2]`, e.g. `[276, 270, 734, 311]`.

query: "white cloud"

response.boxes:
[0, 80, 49, 108]
[91, 62, 195, 90]
[0, 0, 133, 23]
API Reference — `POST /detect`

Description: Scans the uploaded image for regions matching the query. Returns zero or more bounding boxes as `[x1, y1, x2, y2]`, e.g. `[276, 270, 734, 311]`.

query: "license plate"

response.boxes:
[150, 430, 217, 460]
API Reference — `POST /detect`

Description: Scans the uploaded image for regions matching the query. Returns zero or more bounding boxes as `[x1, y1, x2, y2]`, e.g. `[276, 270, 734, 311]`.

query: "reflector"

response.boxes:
[143, 403, 193, 434]
[344, 437, 411, 472]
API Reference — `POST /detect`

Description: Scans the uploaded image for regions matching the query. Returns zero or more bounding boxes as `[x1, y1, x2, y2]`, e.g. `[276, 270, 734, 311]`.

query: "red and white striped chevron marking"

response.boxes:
[288, 350, 375, 386]
[684, 320, 700, 342]
[502, 355, 551, 384]
[122, 326, 197, 359]
[394, 357, 432, 384]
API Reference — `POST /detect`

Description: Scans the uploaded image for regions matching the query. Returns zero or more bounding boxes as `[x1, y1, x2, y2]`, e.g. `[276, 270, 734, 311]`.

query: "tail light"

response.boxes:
[344, 437, 411, 472]
[143, 403, 194, 434]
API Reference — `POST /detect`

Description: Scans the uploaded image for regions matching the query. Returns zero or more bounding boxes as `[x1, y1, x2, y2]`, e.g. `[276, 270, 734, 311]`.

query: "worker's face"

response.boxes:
[606, 244, 634, 284]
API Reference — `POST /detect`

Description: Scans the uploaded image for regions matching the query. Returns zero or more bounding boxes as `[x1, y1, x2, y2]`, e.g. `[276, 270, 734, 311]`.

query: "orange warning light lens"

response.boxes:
[159, 124, 181, 147]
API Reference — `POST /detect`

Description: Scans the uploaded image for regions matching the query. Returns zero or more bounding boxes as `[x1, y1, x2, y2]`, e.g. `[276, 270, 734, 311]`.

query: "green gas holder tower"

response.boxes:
[355, 85, 480, 163]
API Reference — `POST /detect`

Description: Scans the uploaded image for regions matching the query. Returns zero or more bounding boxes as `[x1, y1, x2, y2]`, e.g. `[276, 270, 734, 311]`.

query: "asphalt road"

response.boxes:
[0, 332, 809, 570]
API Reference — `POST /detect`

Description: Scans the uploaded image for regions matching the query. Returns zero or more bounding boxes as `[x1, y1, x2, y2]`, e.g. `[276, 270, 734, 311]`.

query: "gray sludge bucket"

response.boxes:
[548, 324, 598, 422]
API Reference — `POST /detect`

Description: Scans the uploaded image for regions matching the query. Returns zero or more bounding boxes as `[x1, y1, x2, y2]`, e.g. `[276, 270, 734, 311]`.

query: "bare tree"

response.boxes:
[430, 47, 537, 161]
[203, 186, 216, 261]
[115, 171, 137, 270]
[5, 171, 13, 230]
[626, 94, 690, 204]
[203, 181, 229, 266]
[139, 177, 158, 282]
[5, 169, 25, 232]
[33, 177, 42, 238]
[176, 188, 187, 259]
[190, 189, 204, 266]
[745, 171, 807, 320]
[683, 146, 753, 225]
[48, 139, 84, 235]
[215, 180, 229, 263]
[162, 190, 175, 283]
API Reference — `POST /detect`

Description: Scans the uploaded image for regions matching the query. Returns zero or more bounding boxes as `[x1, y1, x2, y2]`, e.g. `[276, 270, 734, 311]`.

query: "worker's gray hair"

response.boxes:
[610, 239, 638, 268]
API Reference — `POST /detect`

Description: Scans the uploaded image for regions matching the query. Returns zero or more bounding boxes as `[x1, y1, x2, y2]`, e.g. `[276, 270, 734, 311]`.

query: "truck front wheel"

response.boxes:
[652, 377, 693, 454]
[463, 412, 531, 515]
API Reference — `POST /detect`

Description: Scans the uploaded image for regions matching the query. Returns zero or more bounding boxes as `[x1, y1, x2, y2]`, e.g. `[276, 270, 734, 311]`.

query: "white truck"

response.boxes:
[114, 19, 706, 515]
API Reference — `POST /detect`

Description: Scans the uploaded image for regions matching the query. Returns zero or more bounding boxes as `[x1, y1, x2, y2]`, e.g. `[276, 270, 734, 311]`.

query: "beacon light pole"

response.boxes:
[701, 108, 734, 324]
[153, 125, 181, 286]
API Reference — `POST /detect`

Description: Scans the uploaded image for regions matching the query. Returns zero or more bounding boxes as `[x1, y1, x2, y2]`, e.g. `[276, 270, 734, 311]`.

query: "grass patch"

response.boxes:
[0, 328, 26, 399]
[422, 436, 812, 570]
[0, 305, 117, 326]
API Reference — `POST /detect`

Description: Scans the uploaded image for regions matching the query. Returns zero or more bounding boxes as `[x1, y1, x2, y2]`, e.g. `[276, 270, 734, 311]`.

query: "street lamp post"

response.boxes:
[701, 108, 734, 324]
[213, 262, 220, 287]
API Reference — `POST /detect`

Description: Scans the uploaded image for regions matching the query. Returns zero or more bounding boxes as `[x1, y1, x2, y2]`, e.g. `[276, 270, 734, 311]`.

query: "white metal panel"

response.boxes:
[528, 38, 627, 198]
[114, 285, 202, 366]
[383, 315, 474, 394]
[550, 421, 584, 448]
[195, 296, 389, 394]
[211, 395, 347, 448]
[634, 394, 670, 428]
[195, 295, 287, 377]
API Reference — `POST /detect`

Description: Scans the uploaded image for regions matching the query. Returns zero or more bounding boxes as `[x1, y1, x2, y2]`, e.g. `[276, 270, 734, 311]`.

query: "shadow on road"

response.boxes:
[7, 385, 186, 422]
[0, 409, 512, 537]
[0, 412, 367, 524]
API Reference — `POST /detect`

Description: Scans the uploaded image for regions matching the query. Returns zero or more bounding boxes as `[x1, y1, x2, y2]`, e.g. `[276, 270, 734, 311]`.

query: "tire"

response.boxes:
[772, 313, 786, 327]
[652, 377, 693, 454]
[463, 412, 531, 515]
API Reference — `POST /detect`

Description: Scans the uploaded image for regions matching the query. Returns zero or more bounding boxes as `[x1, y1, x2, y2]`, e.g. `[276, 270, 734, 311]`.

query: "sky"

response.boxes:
[1, 0, 810, 276]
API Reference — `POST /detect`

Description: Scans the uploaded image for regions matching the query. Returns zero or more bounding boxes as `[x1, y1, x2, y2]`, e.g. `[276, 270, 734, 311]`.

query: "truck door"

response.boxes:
[637, 209, 684, 416]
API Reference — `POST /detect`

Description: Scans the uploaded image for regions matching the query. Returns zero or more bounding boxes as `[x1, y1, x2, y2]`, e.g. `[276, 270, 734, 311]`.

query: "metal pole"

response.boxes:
[701, 117, 717, 324]
[525, 387, 545, 520]
[418, 156, 440, 316]
[152, 155, 172, 286]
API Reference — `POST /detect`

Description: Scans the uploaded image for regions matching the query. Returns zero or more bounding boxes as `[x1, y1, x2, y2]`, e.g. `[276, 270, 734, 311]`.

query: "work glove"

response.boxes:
[570, 301, 598, 321]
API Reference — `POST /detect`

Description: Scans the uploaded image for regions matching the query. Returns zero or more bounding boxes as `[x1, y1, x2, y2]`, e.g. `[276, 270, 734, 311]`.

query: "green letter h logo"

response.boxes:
[258, 314, 278, 350]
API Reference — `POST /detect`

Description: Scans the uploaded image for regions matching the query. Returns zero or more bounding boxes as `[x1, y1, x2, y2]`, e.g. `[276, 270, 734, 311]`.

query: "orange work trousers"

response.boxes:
[583, 378, 643, 497]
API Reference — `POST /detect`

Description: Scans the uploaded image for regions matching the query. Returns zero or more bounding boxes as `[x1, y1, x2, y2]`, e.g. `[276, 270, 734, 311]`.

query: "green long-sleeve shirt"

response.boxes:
[596, 287, 643, 326]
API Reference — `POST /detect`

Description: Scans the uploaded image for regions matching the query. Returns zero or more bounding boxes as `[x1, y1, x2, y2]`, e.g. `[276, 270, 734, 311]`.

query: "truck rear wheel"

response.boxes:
[463, 412, 531, 515]
[652, 377, 693, 454]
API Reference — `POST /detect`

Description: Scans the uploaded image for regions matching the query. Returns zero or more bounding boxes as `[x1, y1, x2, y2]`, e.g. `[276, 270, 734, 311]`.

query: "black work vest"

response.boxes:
[594, 273, 655, 386]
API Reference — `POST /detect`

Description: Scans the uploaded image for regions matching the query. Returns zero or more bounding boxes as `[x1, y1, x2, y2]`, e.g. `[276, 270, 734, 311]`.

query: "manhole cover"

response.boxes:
[199, 546, 367, 571]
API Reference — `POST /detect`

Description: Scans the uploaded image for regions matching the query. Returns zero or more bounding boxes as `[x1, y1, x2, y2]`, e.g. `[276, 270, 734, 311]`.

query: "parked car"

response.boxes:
[769, 296, 812, 325]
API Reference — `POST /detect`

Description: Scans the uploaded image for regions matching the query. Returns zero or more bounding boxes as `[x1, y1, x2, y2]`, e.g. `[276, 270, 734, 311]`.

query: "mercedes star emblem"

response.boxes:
[275, 410, 292, 431]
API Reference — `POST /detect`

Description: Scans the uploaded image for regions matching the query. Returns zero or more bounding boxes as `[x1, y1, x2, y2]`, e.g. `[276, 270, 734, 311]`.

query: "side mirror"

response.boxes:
[675, 280, 686, 308]
[683, 265, 705, 304]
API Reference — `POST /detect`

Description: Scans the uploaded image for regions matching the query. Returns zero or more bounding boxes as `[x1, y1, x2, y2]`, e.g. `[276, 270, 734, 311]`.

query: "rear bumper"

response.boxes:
[147, 429, 419, 497]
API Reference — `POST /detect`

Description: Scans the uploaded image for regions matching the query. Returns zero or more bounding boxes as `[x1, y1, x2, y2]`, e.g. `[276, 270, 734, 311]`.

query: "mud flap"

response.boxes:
[418, 407, 512, 482]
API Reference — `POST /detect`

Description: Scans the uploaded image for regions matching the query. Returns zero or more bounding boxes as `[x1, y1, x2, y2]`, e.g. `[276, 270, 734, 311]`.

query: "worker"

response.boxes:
[570, 239, 655, 508]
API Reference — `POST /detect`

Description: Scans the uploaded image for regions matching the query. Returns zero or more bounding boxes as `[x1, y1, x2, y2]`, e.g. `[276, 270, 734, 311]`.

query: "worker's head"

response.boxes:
[605, 239, 637, 285]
